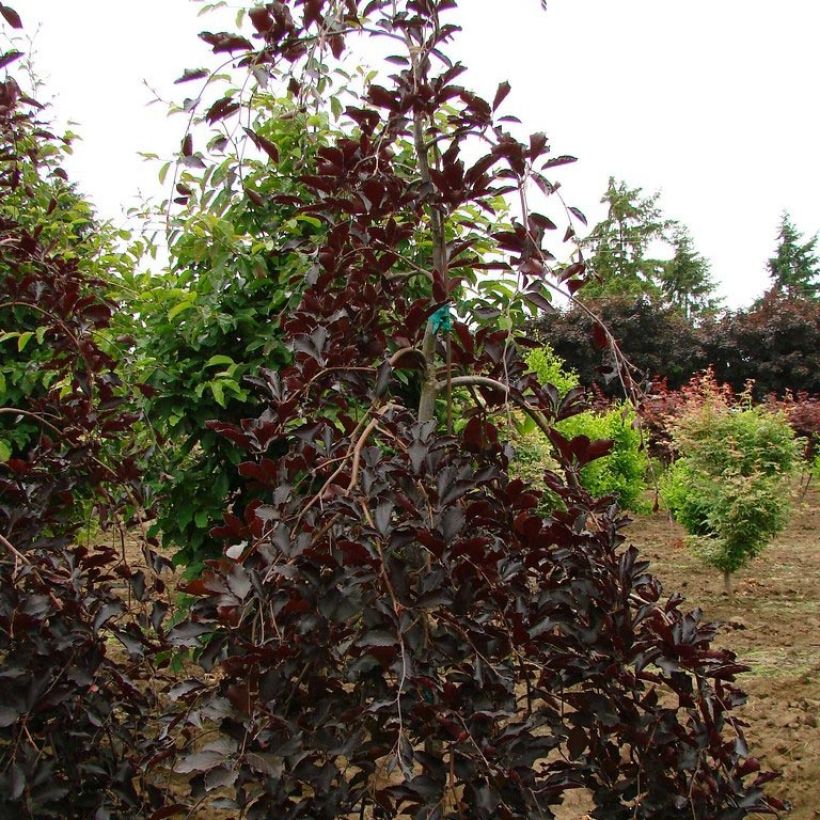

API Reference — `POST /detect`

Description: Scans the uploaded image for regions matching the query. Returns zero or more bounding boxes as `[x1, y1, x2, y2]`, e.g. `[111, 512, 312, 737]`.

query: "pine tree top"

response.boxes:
[767, 211, 819, 300]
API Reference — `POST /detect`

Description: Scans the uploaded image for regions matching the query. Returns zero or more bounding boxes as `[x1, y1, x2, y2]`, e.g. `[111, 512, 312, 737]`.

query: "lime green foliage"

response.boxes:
[558, 403, 649, 512]
[515, 346, 648, 511]
[509, 429, 558, 517]
[511, 346, 573, 505]
[662, 400, 799, 577]
[525, 345, 580, 396]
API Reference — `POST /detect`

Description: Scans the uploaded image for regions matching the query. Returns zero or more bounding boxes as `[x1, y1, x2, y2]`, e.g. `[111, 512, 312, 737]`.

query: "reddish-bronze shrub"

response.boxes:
[639, 370, 736, 464]
[766, 392, 820, 461]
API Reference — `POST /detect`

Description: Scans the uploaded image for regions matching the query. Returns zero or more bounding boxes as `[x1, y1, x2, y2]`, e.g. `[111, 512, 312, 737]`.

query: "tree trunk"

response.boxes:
[417, 319, 440, 423]
[723, 569, 733, 597]
[409, 56, 447, 426]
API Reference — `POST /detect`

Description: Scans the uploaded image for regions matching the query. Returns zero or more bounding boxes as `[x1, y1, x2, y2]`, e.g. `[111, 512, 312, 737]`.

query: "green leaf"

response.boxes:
[220, 378, 242, 396]
[178, 505, 194, 531]
[35, 325, 47, 344]
[168, 300, 195, 320]
[0, 440, 11, 462]
[17, 332, 34, 352]
[215, 472, 230, 498]
[515, 415, 536, 437]
[209, 381, 226, 407]
[205, 354, 235, 368]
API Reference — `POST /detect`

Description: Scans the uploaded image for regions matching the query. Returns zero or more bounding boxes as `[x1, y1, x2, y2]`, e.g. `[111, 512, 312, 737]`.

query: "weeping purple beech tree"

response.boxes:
[149, 1, 781, 817]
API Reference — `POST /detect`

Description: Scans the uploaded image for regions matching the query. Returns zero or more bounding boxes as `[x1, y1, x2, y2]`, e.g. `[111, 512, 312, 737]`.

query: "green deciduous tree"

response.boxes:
[661, 375, 799, 595]
[128, 101, 325, 568]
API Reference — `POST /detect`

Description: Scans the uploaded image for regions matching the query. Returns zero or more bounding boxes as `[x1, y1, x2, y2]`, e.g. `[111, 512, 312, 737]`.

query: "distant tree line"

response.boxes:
[531, 180, 819, 398]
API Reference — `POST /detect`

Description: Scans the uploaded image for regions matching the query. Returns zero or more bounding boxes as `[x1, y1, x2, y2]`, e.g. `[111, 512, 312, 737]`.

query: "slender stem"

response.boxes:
[445, 335, 453, 435]
[408, 32, 448, 425]
[417, 322, 439, 423]
[433, 374, 552, 438]
[346, 415, 382, 492]
[0, 533, 30, 566]
[0, 407, 63, 436]
[0, 300, 83, 356]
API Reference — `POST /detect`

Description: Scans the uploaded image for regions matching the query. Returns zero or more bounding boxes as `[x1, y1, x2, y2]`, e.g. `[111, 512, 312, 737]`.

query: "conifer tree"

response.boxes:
[767, 211, 819, 300]
[661, 225, 718, 318]
[583, 177, 669, 299]
[584, 178, 716, 317]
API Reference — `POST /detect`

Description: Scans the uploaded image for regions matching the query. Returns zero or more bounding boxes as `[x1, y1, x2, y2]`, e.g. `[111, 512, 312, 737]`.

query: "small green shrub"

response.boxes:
[661, 397, 799, 589]
[525, 344, 580, 396]
[558, 403, 649, 512]
[515, 346, 648, 511]
[660, 461, 713, 537]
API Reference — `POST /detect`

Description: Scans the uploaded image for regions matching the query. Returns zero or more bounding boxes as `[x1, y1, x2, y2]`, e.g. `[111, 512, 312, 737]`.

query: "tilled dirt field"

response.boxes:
[626, 483, 819, 819]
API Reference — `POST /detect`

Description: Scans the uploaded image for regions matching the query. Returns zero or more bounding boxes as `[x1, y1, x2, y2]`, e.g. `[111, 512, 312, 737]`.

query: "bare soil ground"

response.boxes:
[625, 483, 820, 819]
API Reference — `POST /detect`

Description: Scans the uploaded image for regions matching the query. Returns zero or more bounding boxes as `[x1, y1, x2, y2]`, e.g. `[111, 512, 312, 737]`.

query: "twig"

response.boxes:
[0, 406, 63, 436]
[0, 532, 30, 567]
[433, 375, 552, 438]
[346, 415, 382, 492]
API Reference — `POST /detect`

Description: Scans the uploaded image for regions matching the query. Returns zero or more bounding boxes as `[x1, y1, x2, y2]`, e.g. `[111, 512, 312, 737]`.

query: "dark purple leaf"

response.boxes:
[0, 50, 22, 69]
[492, 81, 511, 111]
[0, 4, 22, 28]
[174, 67, 209, 84]
[174, 751, 224, 774]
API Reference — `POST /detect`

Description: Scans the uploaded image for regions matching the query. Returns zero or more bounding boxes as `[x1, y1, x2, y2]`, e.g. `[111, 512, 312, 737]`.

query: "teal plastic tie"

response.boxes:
[430, 305, 453, 335]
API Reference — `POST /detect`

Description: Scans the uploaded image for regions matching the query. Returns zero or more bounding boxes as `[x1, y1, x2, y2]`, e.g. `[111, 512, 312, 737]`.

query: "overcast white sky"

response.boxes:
[6, 0, 820, 307]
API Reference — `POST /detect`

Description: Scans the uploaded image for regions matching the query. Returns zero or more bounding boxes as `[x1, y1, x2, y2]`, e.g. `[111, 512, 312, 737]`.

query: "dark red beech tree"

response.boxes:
[161, 2, 786, 818]
[0, 10, 172, 816]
